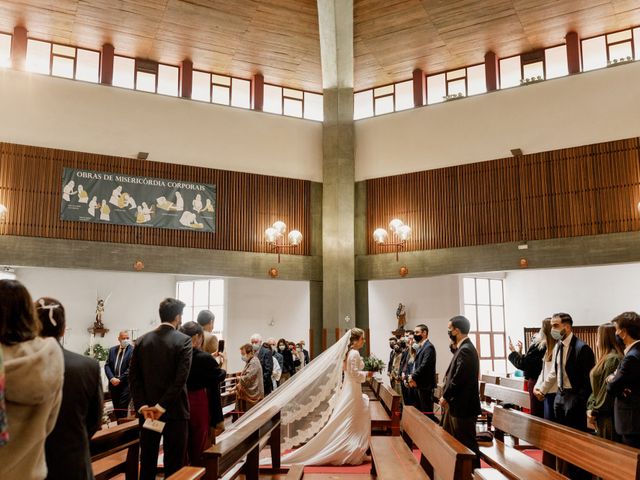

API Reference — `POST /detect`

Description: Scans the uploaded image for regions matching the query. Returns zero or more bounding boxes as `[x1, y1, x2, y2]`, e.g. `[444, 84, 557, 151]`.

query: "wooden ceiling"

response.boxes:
[0, 1, 639, 92]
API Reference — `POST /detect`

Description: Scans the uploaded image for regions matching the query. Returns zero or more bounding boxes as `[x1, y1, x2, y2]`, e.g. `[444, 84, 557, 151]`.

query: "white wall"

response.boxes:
[355, 61, 640, 181]
[226, 277, 310, 373]
[15, 267, 176, 355]
[504, 262, 640, 346]
[368, 275, 461, 381]
[0, 69, 323, 181]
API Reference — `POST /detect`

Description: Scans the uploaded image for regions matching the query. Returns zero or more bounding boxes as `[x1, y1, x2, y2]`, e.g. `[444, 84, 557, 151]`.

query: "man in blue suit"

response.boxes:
[105, 330, 133, 419]
[608, 311, 640, 448]
[408, 324, 436, 420]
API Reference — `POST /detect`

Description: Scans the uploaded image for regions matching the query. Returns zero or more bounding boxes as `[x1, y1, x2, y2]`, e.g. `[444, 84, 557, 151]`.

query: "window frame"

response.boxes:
[176, 279, 226, 338]
[25, 37, 101, 81]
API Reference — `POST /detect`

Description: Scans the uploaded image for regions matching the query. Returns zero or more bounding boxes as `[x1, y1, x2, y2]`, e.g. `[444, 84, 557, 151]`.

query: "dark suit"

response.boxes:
[129, 324, 192, 480]
[608, 341, 640, 448]
[45, 348, 103, 480]
[542, 333, 594, 480]
[104, 344, 133, 419]
[411, 339, 437, 418]
[257, 344, 274, 395]
[302, 348, 310, 365]
[508, 344, 545, 417]
[442, 337, 481, 467]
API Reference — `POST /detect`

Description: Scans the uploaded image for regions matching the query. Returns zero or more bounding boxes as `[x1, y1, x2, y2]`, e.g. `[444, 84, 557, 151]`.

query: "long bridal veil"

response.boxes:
[218, 332, 350, 451]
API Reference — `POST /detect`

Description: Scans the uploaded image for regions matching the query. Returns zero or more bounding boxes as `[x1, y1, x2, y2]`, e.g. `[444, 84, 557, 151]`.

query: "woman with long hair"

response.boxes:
[278, 327, 372, 465]
[179, 321, 226, 465]
[0, 280, 64, 479]
[587, 322, 623, 441]
[533, 318, 557, 468]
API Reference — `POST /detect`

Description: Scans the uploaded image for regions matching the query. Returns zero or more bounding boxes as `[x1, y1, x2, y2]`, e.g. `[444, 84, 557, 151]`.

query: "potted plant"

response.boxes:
[84, 344, 108, 362]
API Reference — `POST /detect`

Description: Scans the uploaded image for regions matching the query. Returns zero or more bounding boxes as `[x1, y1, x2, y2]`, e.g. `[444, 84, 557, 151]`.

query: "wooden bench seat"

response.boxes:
[479, 441, 565, 480]
[284, 463, 305, 479]
[497, 377, 525, 390]
[367, 379, 401, 436]
[370, 436, 429, 479]
[371, 406, 475, 480]
[473, 468, 510, 480]
[491, 405, 640, 480]
[90, 420, 139, 480]
[166, 466, 206, 480]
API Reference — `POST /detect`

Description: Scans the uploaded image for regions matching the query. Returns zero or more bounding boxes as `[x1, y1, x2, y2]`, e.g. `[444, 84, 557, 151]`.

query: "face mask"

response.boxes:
[278, 345, 286, 351]
[411, 343, 420, 351]
[448, 330, 457, 343]
[252, 343, 260, 352]
[241, 354, 248, 363]
[413, 334, 422, 343]
[120, 339, 130, 348]
[389, 343, 396, 349]
[393, 345, 402, 353]
[550, 329, 563, 341]
[615, 334, 625, 349]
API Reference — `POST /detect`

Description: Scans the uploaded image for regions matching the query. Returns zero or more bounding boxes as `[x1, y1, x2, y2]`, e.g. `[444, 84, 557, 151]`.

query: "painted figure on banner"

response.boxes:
[179, 211, 203, 229]
[201, 199, 214, 213]
[192, 194, 203, 213]
[100, 200, 111, 221]
[175, 192, 184, 211]
[62, 180, 77, 202]
[141, 202, 154, 222]
[109, 186, 123, 206]
[156, 196, 174, 211]
[77, 185, 89, 204]
[88, 196, 98, 217]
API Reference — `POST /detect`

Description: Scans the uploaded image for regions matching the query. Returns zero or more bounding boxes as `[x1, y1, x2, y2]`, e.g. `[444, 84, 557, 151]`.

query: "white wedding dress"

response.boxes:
[219, 332, 370, 467]
[280, 348, 370, 465]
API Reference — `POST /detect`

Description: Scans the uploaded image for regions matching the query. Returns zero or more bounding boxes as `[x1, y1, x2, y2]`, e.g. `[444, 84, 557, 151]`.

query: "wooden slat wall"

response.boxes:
[0, 143, 311, 255]
[525, 326, 598, 353]
[367, 138, 640, 253]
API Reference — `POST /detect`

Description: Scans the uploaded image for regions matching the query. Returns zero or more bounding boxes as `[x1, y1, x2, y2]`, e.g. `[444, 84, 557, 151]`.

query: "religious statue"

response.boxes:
[94, 298, 105, 329]
[396, 303, 406, 330]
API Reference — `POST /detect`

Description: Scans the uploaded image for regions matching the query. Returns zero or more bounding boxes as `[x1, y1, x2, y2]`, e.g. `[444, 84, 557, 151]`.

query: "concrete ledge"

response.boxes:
[356, 231, 640, 280]
[0, 235, 323, 281]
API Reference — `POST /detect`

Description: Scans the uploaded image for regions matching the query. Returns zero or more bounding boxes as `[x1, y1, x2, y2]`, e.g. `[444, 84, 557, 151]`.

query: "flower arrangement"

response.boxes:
[363, 355, 385, 373]
[84, 344, 108, 362]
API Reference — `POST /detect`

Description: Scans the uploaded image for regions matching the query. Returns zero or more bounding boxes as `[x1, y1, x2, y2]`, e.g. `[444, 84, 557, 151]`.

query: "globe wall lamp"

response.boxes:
[373, 218, 412, 261]
[265, 220, 302, 263]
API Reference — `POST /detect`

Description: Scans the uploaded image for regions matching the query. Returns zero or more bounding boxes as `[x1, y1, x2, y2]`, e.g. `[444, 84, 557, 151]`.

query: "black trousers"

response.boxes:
[443, 413, 480, 469]
[554, 390, 590, 480]
[139, 418, 188, 480]
[109, 382, 131, 419]
[263, 374, 273, 395]
[417, 388, 436, 422]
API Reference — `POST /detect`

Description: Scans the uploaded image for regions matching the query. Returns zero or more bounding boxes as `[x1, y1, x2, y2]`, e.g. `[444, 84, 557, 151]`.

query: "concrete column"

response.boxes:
[566, 32, 581, 75]
[317, 0, 355, 343]
[485, 51, 499, 91]
[180, 59, 193, 99]
[412, 68, 425, 107]
[100, 43, 114, 85]
[252, 73, 264, 111]
[11, 26, 28, 71]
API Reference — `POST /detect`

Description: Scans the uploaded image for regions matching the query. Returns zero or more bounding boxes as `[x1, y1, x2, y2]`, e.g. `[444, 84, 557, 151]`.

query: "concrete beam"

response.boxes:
[356, 231, 640, 281]
[0, 235, 322, 282]
[317, 0, 354, 89]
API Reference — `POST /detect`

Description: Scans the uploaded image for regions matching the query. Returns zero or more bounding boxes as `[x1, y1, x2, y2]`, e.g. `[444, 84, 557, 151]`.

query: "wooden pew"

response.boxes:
[201, 406, 281, 480]
[369, 380, 401, 436]
[167, 467, 206, 480]
[497, 377, 524, 390]
[483, 383, 529, 411]
[481, 374, 499, 385]
[284, 464, 305, 479]
[490, 406, 640, 480]
[90, 420, 140, 480]
[370, 405, 475, 480]
[474, 469, 510, 480]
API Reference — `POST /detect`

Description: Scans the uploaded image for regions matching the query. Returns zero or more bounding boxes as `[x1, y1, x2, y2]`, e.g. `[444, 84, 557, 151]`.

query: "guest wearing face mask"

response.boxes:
[440, 315, 481, 469]
[387, 336, 398, 374]
[267, 338, 283, 389]
[389, 339, 404, 394]
[105, 330, 133, 419]
[534, 313, 594, 480]
[235, 344, 264, 414]
[408, 324, 437, 420]
[250, 334, 273, 396]
[607, 311, 640, 448]
[278, 338, 295, 383]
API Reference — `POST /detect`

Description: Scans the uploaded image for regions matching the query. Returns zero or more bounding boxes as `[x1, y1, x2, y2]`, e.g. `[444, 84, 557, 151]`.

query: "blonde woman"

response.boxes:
[587, 323, 623, 441]
[280, 327, 371, 466]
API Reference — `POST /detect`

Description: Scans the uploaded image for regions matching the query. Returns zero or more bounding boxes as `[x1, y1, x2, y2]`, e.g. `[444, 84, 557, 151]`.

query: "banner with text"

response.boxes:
[60, 168, 216, 232]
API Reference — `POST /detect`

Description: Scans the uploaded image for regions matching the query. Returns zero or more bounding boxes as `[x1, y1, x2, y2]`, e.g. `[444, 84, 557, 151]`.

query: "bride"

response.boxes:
[218, 327, 372, 466]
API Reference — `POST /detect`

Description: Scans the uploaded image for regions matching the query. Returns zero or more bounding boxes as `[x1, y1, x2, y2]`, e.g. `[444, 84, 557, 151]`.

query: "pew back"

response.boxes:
[493, 406, 640, 480]
[402, 406, 475, 480]
[497, 377, 524, 390]
[484, 384, 529, 410]
[90, 420, 139, 480]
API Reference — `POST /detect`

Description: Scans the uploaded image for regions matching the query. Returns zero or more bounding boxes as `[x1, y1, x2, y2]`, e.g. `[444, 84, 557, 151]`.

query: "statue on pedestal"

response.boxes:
[392, 303, 407, 337]
[94, 298, 105, 329]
